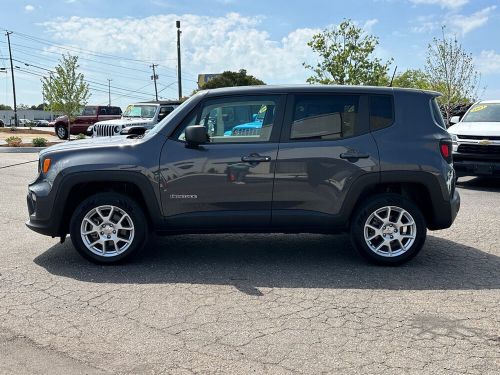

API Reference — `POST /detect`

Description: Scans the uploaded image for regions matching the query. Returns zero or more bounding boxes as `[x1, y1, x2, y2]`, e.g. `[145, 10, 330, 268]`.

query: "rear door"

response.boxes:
[272, 92, 380, 230]
[159, 94, 285, 230]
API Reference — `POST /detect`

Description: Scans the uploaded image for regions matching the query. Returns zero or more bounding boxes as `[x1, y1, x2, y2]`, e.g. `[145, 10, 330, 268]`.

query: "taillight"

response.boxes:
[439, 139, 453, 163]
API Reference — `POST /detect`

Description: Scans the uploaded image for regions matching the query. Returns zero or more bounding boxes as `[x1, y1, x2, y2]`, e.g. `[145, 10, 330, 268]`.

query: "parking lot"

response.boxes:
[0, 152, 499, 374]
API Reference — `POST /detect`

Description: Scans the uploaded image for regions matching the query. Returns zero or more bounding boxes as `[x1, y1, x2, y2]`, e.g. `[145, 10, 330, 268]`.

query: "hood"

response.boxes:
[39, 135, 140, 157]
[448, 121, 500, 137]
[95, 118, 154, 126]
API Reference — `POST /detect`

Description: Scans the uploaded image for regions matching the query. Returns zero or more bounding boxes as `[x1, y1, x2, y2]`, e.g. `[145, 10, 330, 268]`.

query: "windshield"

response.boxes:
[143, 95, 199, 139]
[463, 103, 500, 123]
[123, 105, 157, 118]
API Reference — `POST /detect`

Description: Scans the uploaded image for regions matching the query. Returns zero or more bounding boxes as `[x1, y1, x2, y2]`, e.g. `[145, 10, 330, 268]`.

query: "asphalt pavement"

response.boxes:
[0, 153, 499, 374]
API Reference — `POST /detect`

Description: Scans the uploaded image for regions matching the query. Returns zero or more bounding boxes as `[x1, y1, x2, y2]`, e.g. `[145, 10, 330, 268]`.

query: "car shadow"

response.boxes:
[456, 176, 500, 192]
[34, 233, 500, 294]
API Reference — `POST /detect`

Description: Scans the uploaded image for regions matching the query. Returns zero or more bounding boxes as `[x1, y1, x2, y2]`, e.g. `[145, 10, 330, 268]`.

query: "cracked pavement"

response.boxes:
[0, 153, 499, 374]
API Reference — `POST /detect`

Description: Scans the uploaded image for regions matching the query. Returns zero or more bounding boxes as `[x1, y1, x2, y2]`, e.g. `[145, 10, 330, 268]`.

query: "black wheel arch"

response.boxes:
[55, 171, 163, 236]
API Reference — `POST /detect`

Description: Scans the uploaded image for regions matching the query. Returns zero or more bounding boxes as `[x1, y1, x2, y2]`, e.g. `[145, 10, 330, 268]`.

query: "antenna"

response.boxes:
[389, 66, 398, 87]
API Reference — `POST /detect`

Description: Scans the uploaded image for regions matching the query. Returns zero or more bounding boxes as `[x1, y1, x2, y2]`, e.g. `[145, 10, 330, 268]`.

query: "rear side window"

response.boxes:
[290, 94, 360, 140]
[431, 98, 446, 129]
[370, 95, 394, 131]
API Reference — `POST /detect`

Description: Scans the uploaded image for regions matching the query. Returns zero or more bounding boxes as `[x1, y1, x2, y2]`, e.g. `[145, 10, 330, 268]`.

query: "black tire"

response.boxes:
[350, 194, 427, 265]
[55, 124, 68, 139]
[69, 193, 148, 264]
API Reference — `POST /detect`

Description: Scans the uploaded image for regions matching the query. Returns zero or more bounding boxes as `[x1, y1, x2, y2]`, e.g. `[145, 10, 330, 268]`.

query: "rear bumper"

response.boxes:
[453, 157, 500, 177]
[428, 189, 460, 230]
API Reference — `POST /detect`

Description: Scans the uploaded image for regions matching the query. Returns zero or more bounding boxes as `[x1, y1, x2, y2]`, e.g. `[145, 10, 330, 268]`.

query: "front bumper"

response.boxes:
[453, 155, 500, 177]
[26, 181, 61, 237]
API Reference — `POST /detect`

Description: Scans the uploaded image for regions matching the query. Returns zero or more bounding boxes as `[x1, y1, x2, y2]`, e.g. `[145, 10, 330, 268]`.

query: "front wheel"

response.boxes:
[350, 194, 427, 265]
[70, 193, 148, 264]
[55, 124, 68, 139]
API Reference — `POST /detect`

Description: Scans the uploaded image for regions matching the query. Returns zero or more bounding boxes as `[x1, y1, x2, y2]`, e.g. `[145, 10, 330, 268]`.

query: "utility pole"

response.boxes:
[107, 78, 112, 106]
[176, 20, 182, 100]
[150, 64, 158, 101]
[5, 31, 18, 126]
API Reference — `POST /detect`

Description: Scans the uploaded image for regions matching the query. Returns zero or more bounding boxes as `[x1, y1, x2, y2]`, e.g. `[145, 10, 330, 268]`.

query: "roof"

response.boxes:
[203, 84, 441, 96]
[137, 100, 182, 105]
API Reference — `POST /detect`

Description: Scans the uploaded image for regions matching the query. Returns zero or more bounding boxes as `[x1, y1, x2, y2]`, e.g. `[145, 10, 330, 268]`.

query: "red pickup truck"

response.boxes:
[51, 105, 122, 139]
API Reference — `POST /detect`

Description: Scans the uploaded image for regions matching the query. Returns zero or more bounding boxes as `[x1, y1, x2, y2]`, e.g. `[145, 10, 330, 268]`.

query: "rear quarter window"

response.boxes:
[369, 95, 394, 131]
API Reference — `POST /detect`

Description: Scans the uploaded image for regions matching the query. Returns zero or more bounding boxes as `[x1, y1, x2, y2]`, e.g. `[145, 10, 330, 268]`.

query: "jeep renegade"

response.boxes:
[26, 86, 460, 265]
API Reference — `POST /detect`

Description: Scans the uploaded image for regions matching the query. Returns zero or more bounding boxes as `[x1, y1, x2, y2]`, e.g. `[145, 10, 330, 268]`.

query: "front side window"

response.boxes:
[462, 103, 500, 123]
[290, 94, 360, 140]
[176, 96, 279, 143]
[81, 106, 97, 116]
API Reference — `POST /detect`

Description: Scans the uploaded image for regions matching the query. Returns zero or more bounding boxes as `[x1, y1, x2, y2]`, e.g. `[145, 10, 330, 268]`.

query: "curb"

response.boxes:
[0, 147, 45, 153]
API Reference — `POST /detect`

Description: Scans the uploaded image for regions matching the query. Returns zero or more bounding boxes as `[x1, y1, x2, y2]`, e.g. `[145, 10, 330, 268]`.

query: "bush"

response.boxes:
[6, 136, 22, 147]
[76, 133, 86, 140]
[10, 126, 17, 132]
[32, 137, 48, 147]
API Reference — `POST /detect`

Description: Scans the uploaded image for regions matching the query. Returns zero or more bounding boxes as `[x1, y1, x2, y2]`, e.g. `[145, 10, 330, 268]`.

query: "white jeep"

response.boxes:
[92, 101, 180, 137]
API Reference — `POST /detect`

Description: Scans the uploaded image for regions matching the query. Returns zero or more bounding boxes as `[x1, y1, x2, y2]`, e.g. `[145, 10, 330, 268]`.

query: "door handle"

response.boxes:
[340, 152, 370, 161]
[241, 154, 271, 163]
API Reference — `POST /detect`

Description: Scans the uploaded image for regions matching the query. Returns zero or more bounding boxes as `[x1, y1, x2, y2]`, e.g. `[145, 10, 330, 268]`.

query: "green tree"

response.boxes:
[0, 104, 13, 110]
[41, 54, 90, 139]
[391, 69, 432, 90]
[30, 103, 47, 110]
[200, 69, 264, 90]
[425, 27, 479, 120]
[304, 19, 392, 86]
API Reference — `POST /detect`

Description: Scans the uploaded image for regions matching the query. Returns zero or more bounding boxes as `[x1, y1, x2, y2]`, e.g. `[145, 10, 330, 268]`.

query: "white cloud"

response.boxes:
[363, 19, 379, 33]
[448, 6, 496, 35]
[412, 6, 496, 35]
[41, 13, 320, 86]
[24, 4, 35, 12]
[410, 0, 468, 9]
[475, 50, 500, 75]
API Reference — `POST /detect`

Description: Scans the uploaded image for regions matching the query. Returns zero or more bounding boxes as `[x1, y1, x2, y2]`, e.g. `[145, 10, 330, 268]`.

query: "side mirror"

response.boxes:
[449, 116, 460, 125]
[121, 126, 146, 136]
[185, 125, 209, 147]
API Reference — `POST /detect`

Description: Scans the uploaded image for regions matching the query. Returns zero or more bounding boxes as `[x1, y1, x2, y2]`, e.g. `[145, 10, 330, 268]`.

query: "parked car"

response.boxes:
[0, 119, 4, 127]
[448, 100, 500, 178]
[26, 85, 460, 265]
[18, 118, 32, 126]
[91, 101, 180, 137]
[34, 120, 50, 127]
[92, 101, 181, 137]
[51, 105, 122, 139]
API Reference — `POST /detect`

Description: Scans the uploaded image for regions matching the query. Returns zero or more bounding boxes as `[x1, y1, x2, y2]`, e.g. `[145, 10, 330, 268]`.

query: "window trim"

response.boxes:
[280, 93, 369, 143]
[170, 94, 286, 145]
[369, 94, 395, 132]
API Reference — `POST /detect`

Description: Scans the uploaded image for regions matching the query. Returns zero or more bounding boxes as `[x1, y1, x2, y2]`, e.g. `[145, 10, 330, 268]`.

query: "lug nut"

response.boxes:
[394, 229, 397, 233]
[107, 235, 111, 239]
[113, 230, 116, 234]
[390, 235, 394, 239]
[100, 232, 104, 235]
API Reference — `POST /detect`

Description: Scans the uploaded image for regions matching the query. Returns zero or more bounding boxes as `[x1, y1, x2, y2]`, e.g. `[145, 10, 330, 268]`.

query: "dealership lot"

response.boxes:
[0, 153, 499, 374]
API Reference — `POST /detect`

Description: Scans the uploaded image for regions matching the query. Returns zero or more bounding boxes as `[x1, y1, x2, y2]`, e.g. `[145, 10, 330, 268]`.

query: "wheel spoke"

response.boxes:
[364, 205, 417, 258]
[81, 204, 135, 258]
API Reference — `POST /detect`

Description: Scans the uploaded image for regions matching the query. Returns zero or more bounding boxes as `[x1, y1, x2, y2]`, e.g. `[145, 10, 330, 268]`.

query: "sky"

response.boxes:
[0, 0, 499, 109]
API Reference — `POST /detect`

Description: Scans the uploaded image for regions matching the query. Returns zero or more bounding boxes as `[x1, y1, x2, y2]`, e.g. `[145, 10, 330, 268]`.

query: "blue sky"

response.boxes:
[0, 0, 499, 109]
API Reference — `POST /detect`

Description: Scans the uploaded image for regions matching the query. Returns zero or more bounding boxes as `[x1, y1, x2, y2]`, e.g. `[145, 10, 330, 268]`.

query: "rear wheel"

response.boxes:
[350, 194, 427, 265]
[70, 193, 148, 264]
[55, 124, 68, 139]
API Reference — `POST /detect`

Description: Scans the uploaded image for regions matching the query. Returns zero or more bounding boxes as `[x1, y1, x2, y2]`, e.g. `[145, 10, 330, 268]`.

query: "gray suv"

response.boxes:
[26, 85, 460, 265]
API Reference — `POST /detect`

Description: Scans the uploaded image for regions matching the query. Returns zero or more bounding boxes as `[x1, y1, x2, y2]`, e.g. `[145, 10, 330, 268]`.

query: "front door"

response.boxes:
[159, 94, 285, 230]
